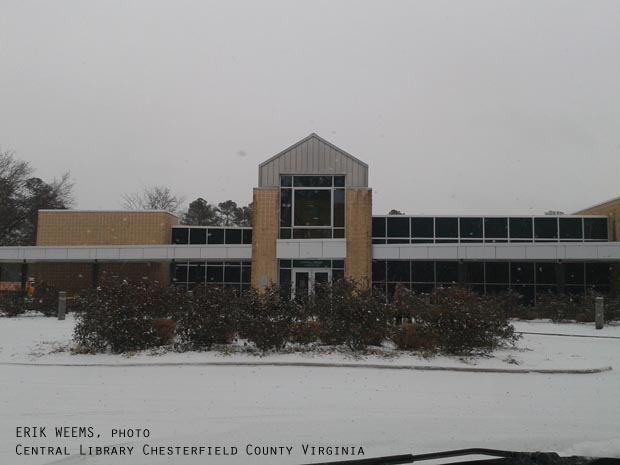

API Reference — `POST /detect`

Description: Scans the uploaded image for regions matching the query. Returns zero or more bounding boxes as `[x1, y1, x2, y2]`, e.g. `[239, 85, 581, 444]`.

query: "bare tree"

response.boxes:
[0, 149, 75, 245]
[121, 185, 185, 215]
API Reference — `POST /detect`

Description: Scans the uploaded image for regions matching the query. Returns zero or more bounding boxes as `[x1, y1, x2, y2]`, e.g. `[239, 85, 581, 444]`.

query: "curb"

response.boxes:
[0, 360, 612, 374]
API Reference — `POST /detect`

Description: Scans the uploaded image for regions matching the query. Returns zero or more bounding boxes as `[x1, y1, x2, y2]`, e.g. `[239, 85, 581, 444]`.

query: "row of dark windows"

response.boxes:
[280, 175, 345, 188]
[171, 227, 252, 245]
[372, 260, 614, 302]
[372, 216, 608, 243]
[172, 261, 251, 291]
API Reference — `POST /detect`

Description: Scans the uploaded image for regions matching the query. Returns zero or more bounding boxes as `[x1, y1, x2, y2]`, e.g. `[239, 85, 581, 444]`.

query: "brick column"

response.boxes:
[251, 188, 280, 291]
[345, 188, 372, 288]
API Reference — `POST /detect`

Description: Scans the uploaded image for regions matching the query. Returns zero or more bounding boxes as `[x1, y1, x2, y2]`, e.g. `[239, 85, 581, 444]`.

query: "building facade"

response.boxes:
[1, 133, 619, 303]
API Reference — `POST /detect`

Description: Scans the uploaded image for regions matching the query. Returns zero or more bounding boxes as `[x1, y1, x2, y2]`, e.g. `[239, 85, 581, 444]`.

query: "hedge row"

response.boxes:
[71, 279, 523, 355]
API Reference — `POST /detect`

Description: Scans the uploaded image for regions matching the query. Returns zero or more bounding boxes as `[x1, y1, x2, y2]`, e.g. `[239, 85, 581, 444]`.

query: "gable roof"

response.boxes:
[259, 133, 368, 169]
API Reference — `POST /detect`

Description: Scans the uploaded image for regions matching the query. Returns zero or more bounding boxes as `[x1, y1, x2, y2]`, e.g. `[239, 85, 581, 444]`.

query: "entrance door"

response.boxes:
[292, 269, 331, 299]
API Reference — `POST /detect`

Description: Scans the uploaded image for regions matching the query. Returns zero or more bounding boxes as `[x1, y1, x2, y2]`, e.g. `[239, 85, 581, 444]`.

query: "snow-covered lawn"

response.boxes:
[1, 315, 619, 465]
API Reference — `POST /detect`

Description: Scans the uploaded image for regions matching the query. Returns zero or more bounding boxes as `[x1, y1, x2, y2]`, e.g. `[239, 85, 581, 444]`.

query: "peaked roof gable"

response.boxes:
[259, 133, 368, 169]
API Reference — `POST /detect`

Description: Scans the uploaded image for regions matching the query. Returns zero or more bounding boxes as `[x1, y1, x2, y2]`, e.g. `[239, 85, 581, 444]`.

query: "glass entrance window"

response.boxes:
[280, 175, 345, 239]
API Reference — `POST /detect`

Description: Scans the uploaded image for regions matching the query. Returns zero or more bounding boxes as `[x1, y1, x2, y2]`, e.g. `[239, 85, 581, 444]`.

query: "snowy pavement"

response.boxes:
[1, 315, 619, 464]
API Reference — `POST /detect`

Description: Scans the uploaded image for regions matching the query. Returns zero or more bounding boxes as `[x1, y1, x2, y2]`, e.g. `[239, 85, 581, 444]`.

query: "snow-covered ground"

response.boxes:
[1, 314, 619, 465]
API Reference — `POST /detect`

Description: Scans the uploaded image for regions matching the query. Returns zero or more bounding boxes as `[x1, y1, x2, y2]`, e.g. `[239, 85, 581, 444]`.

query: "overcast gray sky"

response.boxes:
[1, 0, 619, 215]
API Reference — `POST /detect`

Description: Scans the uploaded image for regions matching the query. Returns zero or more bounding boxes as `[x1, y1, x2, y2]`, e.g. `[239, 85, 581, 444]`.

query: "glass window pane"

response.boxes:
[333, 189, 345, 227]
[207, 266, 223, 283]
[224, 265, 241, 283]
[280, 175, 292, 187]
[189, 228, 207, 244]
[534, 217, 558, 239]
[334, 176, 345, 187]
[484, 218, 508, 239]
[511, 262, 535, 284]
[293, 176, 333, 187]
[280, 228, 292, 239]
[188, 264, 206, 283]
[171, 228, 189, 244]
[559, 218, 583, 240]
[279, 268, 291, 285]
[242, 229, 252, 244]
[485, 262, 509, 284]
[536, 263, 556, 285]
[372, 217, 386, 238]
[333, 228, 345, 238]
[372, 260, 386, 282]
[412, 261, 434, 282]
[294, 190, 331, 226]
[173, 264, 188, 282]
[435, 217, 458, 238]
[207, 229, 224, 244]
[465, 262, 485, 283]
[460, 217, 483, 239]
[279, 259, 292, 268]
[584, 218, 608, 240]
[565, 263, 584, 285]
[332, 260, 345, 269]
[436, 261, 458, 283]
[387, 217, 409, 238]
[509, 218, 533, 239]
[387, 261, 410, 282]
[292, 228, 332, 239]
[241, 267, 251, 283]
[411, 217, 433, 238]
[225, 229, 242, 244]
[280, 188, 292, 227]
[586, 262, 611, 286]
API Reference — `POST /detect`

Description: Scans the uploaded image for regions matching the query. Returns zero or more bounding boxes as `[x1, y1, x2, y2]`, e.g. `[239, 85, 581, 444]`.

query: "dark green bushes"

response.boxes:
[392, 286, 519, 355]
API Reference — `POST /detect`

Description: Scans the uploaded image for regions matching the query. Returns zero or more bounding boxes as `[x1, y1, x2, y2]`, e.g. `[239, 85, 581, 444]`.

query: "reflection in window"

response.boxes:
[484, 218, 508, 240]
[534, 217, 558, 240]
[459, 217, 483, 239]
[584, 218, 608, 241]
[559, 218, 583, 240]
[435, 217, 458, 238]
[509, 218, 533, 239]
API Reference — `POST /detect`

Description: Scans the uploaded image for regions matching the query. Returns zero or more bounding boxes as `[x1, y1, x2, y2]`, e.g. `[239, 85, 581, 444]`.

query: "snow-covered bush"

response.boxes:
[0, 292, 25, 317]
[30, 281, 59, 317]
[73, 281, 185, 353]
[392, 286, 519, 355]
[309, 279, 390, 350]
[237, 285, 300, 351]
[175, 286, 237, 349]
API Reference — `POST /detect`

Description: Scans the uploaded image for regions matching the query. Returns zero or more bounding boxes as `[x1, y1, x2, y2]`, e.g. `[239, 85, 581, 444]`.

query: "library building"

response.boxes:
[1, 133, 619, 304]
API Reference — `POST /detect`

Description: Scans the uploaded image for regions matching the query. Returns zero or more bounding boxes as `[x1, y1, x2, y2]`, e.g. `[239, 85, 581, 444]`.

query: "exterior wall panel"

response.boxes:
[259, 134, 368, 187]
[251, 188, 280, 290]
[345, 189, 373, 287]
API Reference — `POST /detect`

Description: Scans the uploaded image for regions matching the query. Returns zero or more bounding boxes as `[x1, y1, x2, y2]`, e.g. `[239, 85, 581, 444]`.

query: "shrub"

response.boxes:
[175, 286, 237, 349]
[390, 323, 438, 351]
[0, 292, 25, 317]
[73, 280, 186, 353]
[394, 286, 518, 355]
[310, 279, 390, 350]
[31, 282, 59, 317]
[289, 320, 322, 345]
[152, 319, 176, 345]
[238, 285, 300, 351]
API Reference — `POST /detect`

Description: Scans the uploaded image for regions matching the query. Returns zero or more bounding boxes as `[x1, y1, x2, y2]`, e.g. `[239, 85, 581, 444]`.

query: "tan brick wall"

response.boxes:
[31, 263, 94, 294]
[576, 199, 620, 241]
[30, 262, 170, 295]
[345, 188, 372, 288]
[36, 211, 179, 246]
[251, 188, 279, 290]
